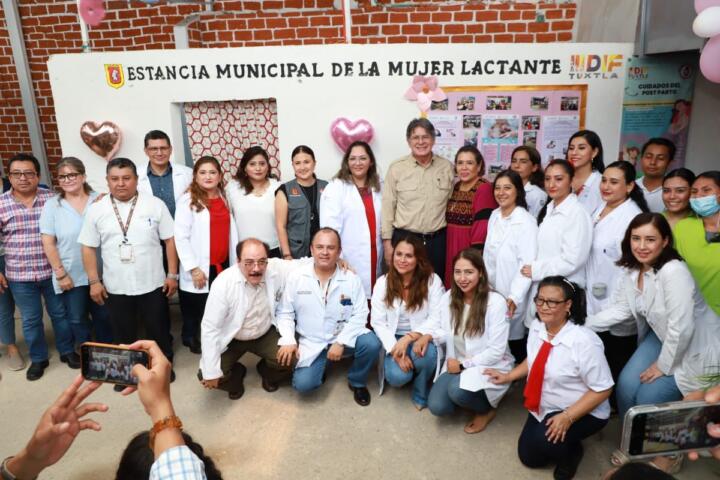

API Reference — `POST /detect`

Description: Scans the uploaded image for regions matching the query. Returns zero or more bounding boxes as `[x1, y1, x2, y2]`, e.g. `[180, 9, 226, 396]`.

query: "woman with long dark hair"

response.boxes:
[226, 146, 280, 256]
[661, 168, 695, 230]
[428, 248, 513, 434]
[487, 276, 613, 479]
[567, 130, 605, 215]
[510, 145, 547, 218]
[371, 235, 443, 409]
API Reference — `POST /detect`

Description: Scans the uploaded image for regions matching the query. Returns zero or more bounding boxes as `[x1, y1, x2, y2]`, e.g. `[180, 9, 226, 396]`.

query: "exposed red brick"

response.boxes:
[528, 22, 550, 33]
[485, 22, 506, 33]
[551, 21, 574, 31]
[535, 32, 557, 42]
[500, 11, 521, 21]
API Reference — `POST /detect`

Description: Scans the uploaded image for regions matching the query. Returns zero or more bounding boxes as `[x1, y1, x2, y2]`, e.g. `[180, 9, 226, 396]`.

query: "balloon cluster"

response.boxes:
[694, 0, 720, 82]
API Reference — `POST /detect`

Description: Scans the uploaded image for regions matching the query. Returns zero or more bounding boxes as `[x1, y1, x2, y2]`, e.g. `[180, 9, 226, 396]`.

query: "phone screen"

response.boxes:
[81, 344, 149, 386]
[629, 404, 720, 456]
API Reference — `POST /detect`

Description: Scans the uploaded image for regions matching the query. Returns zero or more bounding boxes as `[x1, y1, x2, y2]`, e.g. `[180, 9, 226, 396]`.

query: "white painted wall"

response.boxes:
[576, 0, 641, 43]
[47, 43, 633, 191]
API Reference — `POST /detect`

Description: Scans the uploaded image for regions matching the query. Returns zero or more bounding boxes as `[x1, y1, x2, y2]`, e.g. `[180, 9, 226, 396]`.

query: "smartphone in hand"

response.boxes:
[80, 342, 150, 386]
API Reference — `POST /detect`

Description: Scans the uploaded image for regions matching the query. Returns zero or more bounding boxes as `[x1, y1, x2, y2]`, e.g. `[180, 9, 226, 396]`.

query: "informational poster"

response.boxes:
[619, 54, 698, 170]
[429, 85, 587, 175]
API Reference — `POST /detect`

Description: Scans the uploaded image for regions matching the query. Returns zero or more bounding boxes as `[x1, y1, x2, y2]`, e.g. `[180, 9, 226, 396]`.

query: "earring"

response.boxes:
[566, 310, 571, 319]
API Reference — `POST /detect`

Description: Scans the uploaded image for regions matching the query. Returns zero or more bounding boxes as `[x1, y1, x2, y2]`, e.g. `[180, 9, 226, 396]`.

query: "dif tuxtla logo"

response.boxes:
[568, 54, 624, 80]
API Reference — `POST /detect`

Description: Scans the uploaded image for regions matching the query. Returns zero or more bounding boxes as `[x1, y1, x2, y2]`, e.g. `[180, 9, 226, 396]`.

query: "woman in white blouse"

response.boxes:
[510, 146, 547, 218]
[521, 160, 592, 326]
[321, 141, 383, 300]
[174, 156, 238, 353]
[487, 276, 613, 479]
[585, 161, 647, 397]
[371, 236, 443, 410]
[428, 248, 514, 434]
[484, 170, 537, 362]
[226, 146, 281, 257]
[568, 130, 605, 216]
[586, 213, 720, 472]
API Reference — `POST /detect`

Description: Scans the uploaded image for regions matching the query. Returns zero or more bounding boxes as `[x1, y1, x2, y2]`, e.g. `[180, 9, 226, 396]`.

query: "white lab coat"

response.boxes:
[174, 193, 239, 293]
[435, 291, 514, 407]
[585, 199, 642, 335]
[199, 258, 306, 380]
[586, 260, 720, 394]
[137, 160, 194, 203]
[576, 170, 603, 216]
[371, 273, 444, 394]
[527, 193, 592, 327]
[276, 263, 370, 368]
[524, 183, 547, 219]
[484, 206, 538, 340]
[320, 178, 383, 299]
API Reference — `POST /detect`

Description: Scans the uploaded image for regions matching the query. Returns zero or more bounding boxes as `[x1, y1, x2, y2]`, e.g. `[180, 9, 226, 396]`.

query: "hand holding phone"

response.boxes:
[81, 342, 150, 386]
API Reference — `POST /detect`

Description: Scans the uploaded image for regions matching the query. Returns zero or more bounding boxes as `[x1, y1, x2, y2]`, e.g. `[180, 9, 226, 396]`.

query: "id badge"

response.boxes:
[119, 243, 135, 263]
[333, 319, 346, 336]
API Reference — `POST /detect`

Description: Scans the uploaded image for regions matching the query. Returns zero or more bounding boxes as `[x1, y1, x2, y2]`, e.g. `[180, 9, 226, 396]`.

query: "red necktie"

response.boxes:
[524, 340, 553, 413]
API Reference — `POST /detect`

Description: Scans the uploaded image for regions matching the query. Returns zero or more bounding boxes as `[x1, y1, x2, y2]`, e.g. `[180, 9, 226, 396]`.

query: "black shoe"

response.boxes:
[348, 383, 371, 407]
[26, 360, 50, 381]
[183, 338, 201, 354]
[114, 384, 125, 393]
[170, 369, 176, 383]
[553, 443, 584, 480]
[261, 377, 279, 393]
[228, 386, 245, 400]
[60, 352, 81, 369]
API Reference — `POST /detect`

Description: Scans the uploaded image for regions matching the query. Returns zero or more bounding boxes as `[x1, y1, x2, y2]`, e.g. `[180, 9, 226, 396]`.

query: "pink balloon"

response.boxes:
[79, 0, 106, 27]
[695, 0, 720, 13]
[700, 35, 720, 83]
[329, 118, 374, 152]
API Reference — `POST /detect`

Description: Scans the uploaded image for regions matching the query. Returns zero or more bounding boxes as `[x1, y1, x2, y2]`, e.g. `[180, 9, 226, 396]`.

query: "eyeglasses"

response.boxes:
[534, 297, 566, 309]
[242, 259, 268, 268]
[9, 171, 37, 179]
[58, 173, 80, 182]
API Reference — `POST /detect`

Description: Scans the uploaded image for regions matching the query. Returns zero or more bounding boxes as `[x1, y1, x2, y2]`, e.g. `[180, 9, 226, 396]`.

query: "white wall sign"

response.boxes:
[48, 43, 633, 190]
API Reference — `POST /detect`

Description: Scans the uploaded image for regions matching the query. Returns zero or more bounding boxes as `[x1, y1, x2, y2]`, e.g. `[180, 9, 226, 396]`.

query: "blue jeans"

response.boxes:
[616, 330, 682, 417]
[59, 286, 113, 346]
[8, 278, 74, 363]
[384, 336, 438, 407]
[293, 332, 381, 393]
[428, 372, 493, 416]
[0, 256, 16, 345]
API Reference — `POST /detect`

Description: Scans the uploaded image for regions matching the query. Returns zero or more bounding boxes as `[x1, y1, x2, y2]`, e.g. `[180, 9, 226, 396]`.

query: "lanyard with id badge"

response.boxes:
[111, 195, 138, 264]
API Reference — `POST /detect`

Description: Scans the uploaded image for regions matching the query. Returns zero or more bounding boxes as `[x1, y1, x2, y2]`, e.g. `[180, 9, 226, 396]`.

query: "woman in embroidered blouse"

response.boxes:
[444, 146, 497, 288]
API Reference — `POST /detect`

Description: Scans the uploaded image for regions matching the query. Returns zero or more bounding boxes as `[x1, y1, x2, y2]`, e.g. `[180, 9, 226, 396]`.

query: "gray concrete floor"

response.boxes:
[1, 307, 718, 480]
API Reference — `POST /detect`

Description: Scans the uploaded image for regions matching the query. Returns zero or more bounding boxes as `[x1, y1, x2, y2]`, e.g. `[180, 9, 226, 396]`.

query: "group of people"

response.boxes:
[1, 118, 719, 479]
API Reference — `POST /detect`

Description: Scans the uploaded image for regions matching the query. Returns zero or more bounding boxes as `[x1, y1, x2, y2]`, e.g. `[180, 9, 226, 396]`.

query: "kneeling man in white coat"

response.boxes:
[276, 228, 382, 406]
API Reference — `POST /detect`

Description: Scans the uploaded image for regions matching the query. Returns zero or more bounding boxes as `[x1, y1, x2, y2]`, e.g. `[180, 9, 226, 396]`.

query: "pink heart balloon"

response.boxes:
[329, 118, 374, 152]
[79, 0, 106, 27]
[80, 121, 122, 160]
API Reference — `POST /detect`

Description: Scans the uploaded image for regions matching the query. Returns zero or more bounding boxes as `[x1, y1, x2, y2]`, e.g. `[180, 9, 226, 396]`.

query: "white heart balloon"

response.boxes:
[693, 6, 720, 37]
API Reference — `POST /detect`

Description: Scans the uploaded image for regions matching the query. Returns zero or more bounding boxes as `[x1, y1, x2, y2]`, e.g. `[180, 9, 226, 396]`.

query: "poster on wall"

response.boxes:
[429, 85, 586, 175]
[619, 53, 698, 171]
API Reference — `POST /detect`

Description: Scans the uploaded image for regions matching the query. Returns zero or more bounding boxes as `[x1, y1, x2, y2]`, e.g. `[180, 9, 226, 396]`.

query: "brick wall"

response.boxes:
[0, 0, 578, 172]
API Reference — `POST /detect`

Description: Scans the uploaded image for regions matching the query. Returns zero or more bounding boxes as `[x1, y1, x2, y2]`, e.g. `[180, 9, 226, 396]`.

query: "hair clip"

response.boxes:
[561, 278, 576, 293]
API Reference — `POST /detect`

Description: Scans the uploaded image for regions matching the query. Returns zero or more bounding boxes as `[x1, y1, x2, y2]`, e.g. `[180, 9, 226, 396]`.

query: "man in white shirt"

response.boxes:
[276, 228, 381, 406]
[137, 130, 197, 353]
[79, 158, 179, 389]
[636, 138, 675, 213]
[198, 238, 295, 400]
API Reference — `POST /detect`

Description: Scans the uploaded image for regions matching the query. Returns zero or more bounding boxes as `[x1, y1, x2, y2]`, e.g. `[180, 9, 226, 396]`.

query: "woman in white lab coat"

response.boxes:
[510, 145, 547, 218]
[522, 160, 592, 326]
[428, 248, 514, 434]
[567, 130, 605, 216]
[484, 170, 537, 362]
[586, 213, 720, 471]
[320, 141, 383, 300]
[585, 161, 648, 395]
[371, 235, 443, 409]
[174, 156, 238, 353]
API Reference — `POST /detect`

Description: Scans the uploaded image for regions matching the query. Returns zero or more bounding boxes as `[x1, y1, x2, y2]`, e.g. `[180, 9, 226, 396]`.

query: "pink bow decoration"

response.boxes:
[79, 0, 106, 27]
[404, 75, 447, 113]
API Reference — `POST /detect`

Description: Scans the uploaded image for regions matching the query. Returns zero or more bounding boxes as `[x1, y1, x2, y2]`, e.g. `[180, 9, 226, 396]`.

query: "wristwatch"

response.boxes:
[166, 273, 179, 280]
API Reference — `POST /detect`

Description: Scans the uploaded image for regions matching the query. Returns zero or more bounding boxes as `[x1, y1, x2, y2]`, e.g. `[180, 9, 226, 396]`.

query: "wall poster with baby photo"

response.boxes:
[427, 85, 587, 177]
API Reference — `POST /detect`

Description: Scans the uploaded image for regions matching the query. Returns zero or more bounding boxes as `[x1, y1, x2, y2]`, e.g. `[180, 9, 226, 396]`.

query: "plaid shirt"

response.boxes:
[0, 188, 54, 282]
[150, 446, 206, 480]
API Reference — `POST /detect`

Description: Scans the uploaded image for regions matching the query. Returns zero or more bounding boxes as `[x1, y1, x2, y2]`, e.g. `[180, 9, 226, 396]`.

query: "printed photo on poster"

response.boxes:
[522, 115, 541, 131]
[482, 115, 519, 142]
[436, 145, 459, 163]
[486, 96, 512, 111]
[464, 128, 479, 147]
[523, 131, 538, 148]
[530, 96, 549, 110]
[457, 96, 476, 111]
[431, 114, 461, 145]
[560, 96, 579, 111]
[431, 99, 449, 111]
[462, 114, 482, 128]
[542, 115, 579, 164]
